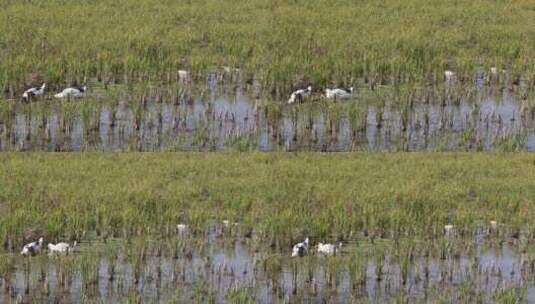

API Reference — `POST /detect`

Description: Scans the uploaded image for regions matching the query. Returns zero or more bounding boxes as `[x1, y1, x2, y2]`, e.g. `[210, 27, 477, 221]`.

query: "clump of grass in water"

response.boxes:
[0, 255, 14, 293]
[79, 252, 99, 297]
[225, 287, 254, 303]
[225, 134, 257, 152]
[492, 287, 527, 303]
[55, 254, 76, 291]
[495, 133, 527, 152]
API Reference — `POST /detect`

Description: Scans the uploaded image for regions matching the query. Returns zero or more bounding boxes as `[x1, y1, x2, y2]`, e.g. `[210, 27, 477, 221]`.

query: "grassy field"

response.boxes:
[1, 152, 534, 249]
[2, 0, 535, 91]
[3, 2, 535, 300]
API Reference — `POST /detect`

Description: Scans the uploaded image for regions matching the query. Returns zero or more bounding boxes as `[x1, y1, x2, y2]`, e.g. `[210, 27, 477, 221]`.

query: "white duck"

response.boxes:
[288, 86, 312, 104]
[22, 83, 46, 100]
[54, 86, 87, 98]
[48, 241, 77, 254]
[291, 237, 309, 257]
[325, 87, 353, 100]
[20, 237, 44, 256]
[317, 242, 342, 255]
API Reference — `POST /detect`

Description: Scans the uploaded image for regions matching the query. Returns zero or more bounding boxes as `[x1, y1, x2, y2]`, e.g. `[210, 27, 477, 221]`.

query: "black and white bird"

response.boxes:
[22, 83, 46, 100]
[54, 85, 87, 98]
[291, 237, 309, 257]
[288, 86, 312, 104]
[325, 87, 353, 100]
[20, 237, 44, 256]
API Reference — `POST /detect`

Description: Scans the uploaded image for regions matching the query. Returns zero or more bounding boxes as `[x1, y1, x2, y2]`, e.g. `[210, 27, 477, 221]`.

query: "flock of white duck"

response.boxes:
[20, 220, 498, 258]
[287, 67, 506, 105]
[178, 223, 344, 258]
[20, 237, 76, 257]
[20, 68, 502, 104]
[290, 220, 500, 258]
[21, 81, 352, 104]
[287, 86, 354, 104]
[290, 237, 343, 257]
[21, 83, 87, 101]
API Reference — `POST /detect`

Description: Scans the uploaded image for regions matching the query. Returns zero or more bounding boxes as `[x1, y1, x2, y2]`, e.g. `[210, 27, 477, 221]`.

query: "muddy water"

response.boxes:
[1, 227, 534, 303]
[0, 85, 534, 152]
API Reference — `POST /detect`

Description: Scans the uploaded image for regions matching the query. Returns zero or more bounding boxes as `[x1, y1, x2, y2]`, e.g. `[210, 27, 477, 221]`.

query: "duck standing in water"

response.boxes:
[20, 237, 44, 256]
[291, 237, 309, 257]
[54, 85, 87, 98]
[22, 83, 46, 100]
[317, 242, 342, 255]
[325, 87, 353, 100]
[288, 86, 312, 104]
[48, 241, 77, 254]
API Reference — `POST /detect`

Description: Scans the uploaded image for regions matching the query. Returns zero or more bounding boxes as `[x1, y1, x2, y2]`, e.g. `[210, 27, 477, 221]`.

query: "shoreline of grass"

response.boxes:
[1, 152, 534, 249]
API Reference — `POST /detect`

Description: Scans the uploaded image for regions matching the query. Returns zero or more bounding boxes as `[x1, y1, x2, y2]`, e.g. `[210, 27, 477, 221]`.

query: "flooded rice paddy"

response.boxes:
[2, 224, 535, 303]
[1, 80, 535, 152]
[2, 77, 535, 302]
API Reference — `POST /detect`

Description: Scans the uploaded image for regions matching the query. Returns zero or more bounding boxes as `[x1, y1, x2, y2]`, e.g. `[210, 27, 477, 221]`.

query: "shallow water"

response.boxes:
[1, 83, 534, 152]
[2, 226, 534, 303]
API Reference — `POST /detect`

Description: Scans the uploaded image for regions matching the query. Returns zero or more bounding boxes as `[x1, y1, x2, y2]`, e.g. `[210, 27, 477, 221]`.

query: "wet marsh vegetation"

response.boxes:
[4, 0, 535, 302]
[1, 153, 535, 302]
[2, 0, 535, 92]
[2, 78, 535, 152]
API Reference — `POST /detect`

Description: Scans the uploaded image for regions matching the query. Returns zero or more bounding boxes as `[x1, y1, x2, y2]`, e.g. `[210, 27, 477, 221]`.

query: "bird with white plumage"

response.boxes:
[288, 86, 312, 104]
[21, 237, 44, 256]
[54, 86, 87, 99]
[291, 237, 309, 257]
[22, 83, 46, 100]
[325, 87, 353, 100]
[317, 242, 342, 255]
[48, 241, 77, 254]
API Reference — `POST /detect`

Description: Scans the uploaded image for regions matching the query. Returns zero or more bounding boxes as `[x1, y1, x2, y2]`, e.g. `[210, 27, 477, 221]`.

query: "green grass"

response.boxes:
[1, 153, 535, 249]
[2, 0, 535, 91]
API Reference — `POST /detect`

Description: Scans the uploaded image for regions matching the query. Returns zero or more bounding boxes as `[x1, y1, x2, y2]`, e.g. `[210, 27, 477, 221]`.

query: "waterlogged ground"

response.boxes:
[1, 225, 535, 303]
[2, 154, 535, 302]
[1, 80, 535, 152]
